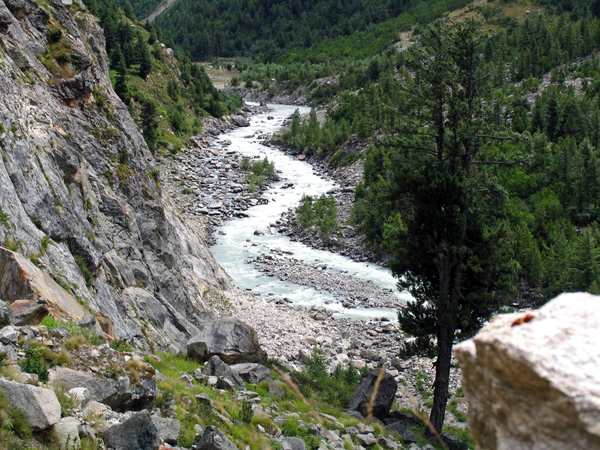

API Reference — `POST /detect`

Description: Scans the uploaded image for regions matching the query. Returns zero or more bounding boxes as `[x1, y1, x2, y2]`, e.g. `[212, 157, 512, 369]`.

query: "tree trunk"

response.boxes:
[425, 325, 455, 441]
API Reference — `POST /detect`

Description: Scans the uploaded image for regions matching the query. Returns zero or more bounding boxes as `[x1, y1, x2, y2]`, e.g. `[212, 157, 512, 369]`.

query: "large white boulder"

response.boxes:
[455, 292, 600, 450]
[0, 379, 61, 429]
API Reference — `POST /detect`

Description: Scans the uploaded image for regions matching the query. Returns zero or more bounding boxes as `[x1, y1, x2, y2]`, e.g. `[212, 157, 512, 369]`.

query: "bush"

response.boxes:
[239, 401, 253, 424]
[18, 346, 48, 382]
[293, 347, 361, 409]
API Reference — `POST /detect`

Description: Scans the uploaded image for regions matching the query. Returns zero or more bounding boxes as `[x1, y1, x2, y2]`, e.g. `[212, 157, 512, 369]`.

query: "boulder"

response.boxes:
[347, 369, 398, 420]
[0, 379, 61, 429]
[102, 410, 158, 450]
[68, 387, 92, 408]
[385, 421, 417, 444]
[0, 325, 19, 344]
[455, 292, 600, 450]
[203, 355, 245, 390]
[282, 437, 306, 450]
[357, 433, 377, 447]
[230, 362, 272, 384]
[10, 299, 48, 325]
[49, 367, 157, 412]
[0, 248, 87, 323]
[195, 425, 237, 450]
[52, 417, 81, 449]
[0, 300, 12, 326]
[268, 381, 285, 398]
[232, 116, 250, 127]
[186, 318, 267, 365]
[151, 416, 180, 445]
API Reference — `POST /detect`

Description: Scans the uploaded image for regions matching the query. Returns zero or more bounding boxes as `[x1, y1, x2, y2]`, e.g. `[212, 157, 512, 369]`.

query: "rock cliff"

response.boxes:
[0, 0, 231, 352]
[455, 292, 600, 450]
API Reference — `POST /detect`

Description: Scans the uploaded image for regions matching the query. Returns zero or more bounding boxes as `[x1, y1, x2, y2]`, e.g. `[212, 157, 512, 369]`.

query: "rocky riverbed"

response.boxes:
[250, 249, 401, 310]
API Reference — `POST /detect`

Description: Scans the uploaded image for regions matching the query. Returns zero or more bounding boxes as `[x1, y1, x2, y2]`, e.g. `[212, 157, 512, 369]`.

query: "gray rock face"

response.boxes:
[195, 425, 237, 450]
[230, 362, 272, 384]
[49, 366, 157, 412]
[102, 410, 158, 450]
[0, 0, 229, 351]
[187, 318, 267, 364]
[203, 355, 245, 390]
[151, 416, 180, 445]
[0, 300, 12, 326]
[385, 421, 417, 444]
[455, 292, 600, 450]
[0, 379, 61, 429]
[347, 369, 398, 420]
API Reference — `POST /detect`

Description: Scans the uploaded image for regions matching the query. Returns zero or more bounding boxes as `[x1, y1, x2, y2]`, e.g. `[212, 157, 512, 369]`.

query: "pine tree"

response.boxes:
[378, 19, 519, 440]
[140, 98, 158, 152]
[139, 42, 152, 79]
[114, 52, 129, 105]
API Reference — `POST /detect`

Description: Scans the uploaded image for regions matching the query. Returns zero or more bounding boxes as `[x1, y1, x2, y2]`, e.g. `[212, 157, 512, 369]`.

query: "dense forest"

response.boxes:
[282, 9, 600, 302]
[149, 0, 472, 61]
[82, 0, 241, 152]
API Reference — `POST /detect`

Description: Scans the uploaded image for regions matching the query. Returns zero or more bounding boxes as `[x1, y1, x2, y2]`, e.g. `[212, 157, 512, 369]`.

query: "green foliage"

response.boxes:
[239, 401, 253, 424]
[39, 316, 62, 329]
[74, 255, 94, 286]
[240, 157, 276, 188]
[0, 391, 32, 442]
[296, 194, 342, 243]
[18, 346, 48, 383]
[0, 206, 9, 229]
[110, 339, 133, 352]
[293, 347, 360, 409]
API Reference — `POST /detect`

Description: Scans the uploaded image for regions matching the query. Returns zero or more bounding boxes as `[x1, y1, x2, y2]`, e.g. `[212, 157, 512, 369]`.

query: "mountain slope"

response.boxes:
[0, 0, 230, 352]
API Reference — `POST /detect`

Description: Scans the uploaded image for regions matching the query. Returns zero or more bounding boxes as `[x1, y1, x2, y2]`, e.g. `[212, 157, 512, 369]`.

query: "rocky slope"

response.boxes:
[0, 0, 231, 352]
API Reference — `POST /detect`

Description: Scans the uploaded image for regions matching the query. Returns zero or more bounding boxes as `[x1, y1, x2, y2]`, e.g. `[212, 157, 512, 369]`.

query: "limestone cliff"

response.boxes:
[0, 0, 230, 352]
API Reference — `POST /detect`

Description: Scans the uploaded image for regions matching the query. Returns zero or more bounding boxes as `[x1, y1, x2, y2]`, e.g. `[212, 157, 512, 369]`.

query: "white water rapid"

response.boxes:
[210, 104, 412, 321]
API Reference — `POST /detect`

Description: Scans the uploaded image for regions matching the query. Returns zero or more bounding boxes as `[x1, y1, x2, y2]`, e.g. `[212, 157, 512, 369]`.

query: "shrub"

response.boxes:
[18, 346, 48, 382]
[239, 401, 253, 424]
[110, 339, 132, 352]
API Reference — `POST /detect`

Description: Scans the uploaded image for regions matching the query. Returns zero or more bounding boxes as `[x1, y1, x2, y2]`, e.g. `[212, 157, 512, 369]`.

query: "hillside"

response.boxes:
[0, 0, 235, 353]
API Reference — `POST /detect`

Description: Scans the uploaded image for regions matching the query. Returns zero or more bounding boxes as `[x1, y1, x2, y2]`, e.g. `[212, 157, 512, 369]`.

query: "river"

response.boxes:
[210, 104, 411, 321]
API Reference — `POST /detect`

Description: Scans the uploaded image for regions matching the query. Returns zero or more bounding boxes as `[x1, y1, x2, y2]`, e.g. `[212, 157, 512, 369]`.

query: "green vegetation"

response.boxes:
[81, 0, 242, 154]
[18, 346, 49, 383]
[149, 0, 470, 62]
[293, 347, 362, 409]
[0, 392, 33, 448]
[296, 194, 342, 243]
[240, 156, 276, 190]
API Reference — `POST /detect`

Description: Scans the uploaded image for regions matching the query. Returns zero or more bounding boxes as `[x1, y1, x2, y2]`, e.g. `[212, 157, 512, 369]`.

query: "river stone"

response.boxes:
[348, 369, 398, 420]
[230, 362, 272, 384]
[186, 318, 267, 364]
[52, 417, 81, 449]
[195, 425, 237, 450]
[0, 379, 61, 429]
[455, 292, 600, 450]
[102, 410, 158, 450]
